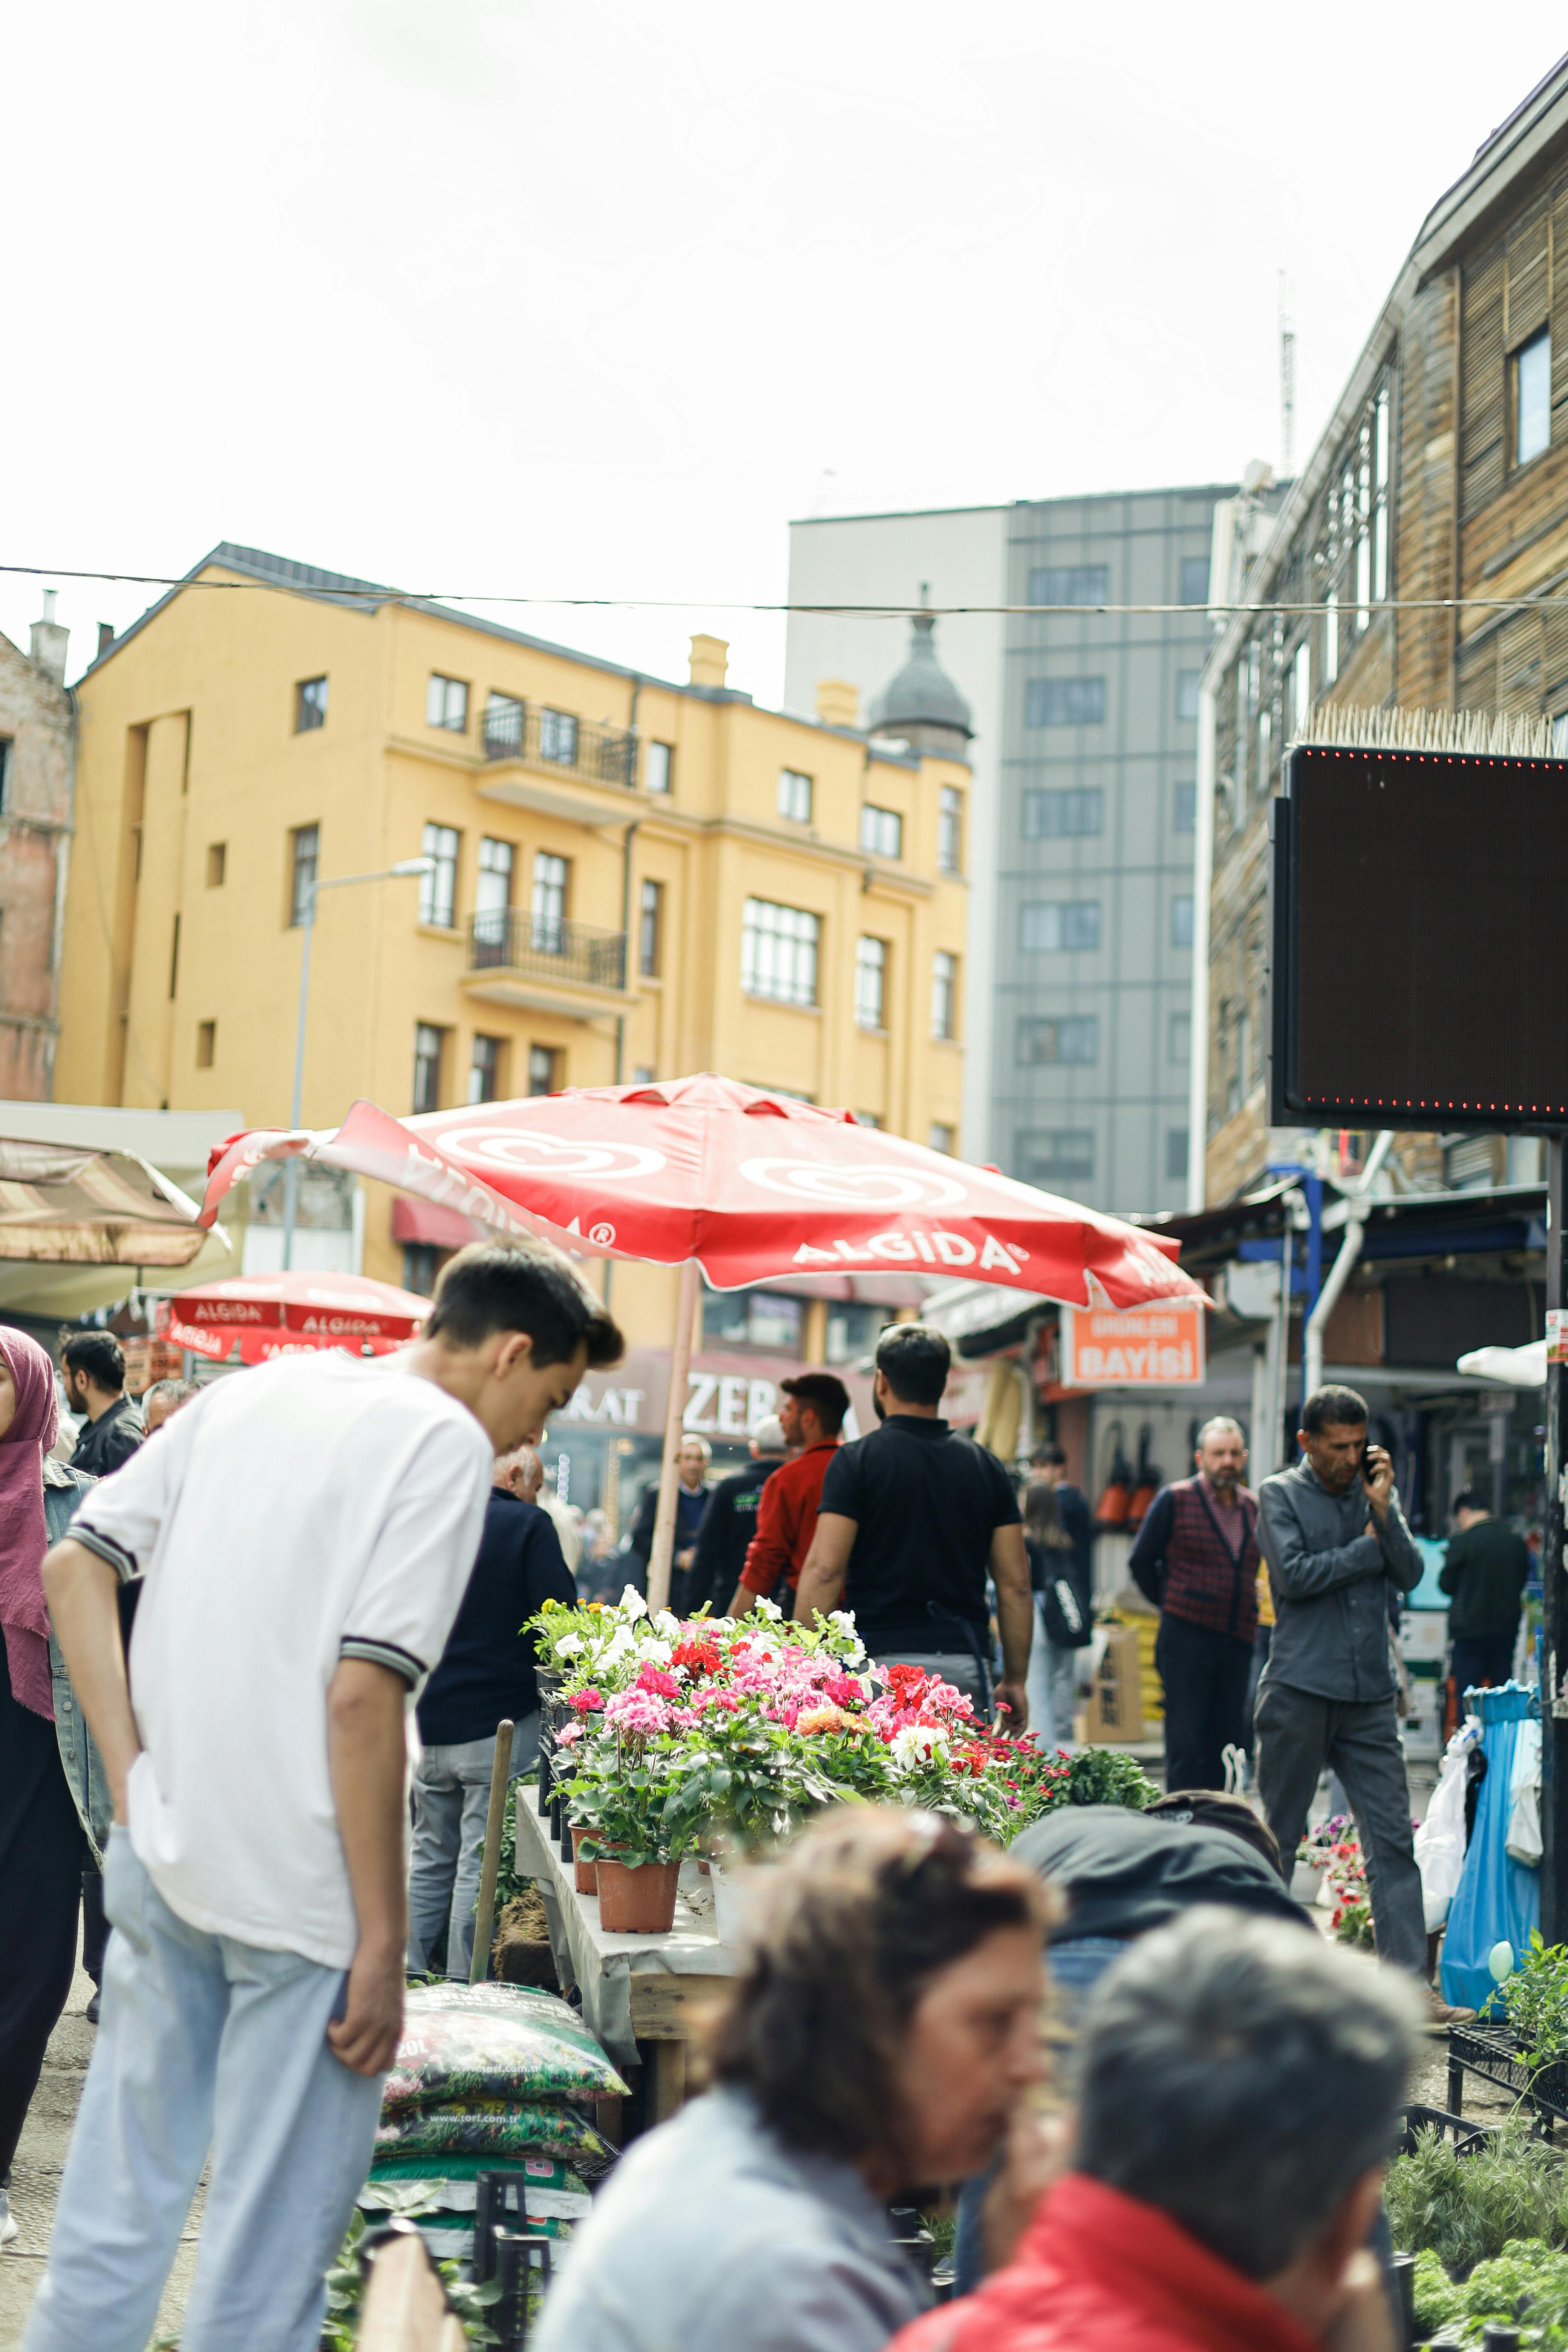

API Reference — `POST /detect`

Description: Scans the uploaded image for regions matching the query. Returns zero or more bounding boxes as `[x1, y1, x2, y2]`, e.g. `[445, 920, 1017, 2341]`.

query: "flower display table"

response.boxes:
[513, 1782, 737, 2127]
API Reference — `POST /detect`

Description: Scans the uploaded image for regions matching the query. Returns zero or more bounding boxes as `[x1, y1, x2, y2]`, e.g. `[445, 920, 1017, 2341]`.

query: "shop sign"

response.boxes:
[1548, 1309, 1568, 1367]
[1059, 1300, 1206, 1389]
[554, 1347, 871, 1440]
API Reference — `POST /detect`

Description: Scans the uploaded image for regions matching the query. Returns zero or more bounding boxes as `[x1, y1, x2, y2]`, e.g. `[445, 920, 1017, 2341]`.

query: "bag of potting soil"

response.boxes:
[374, 2097, 618, 2177]
[365, 2153, 585, 2197]
[382, 1981, 628, 2112]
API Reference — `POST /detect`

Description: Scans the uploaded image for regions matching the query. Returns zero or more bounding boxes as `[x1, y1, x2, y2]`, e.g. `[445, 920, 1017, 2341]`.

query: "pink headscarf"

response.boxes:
[0, 1328, 61, 1720]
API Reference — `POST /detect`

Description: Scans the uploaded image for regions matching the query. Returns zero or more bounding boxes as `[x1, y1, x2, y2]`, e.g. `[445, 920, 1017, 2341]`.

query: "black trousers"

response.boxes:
[0, 1638, 84, 2180]
[1155, 1615, 1254, 1792]
[1451, 1633, 1516, 1697]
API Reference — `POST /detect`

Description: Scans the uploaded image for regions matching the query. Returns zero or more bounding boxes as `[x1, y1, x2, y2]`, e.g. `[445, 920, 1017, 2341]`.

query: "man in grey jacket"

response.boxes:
[1256, 1384, 1473, 2026]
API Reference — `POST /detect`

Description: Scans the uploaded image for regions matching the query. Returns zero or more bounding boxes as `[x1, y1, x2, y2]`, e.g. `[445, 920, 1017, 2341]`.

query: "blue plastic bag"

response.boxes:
[1439, 1684, 1540, 2014]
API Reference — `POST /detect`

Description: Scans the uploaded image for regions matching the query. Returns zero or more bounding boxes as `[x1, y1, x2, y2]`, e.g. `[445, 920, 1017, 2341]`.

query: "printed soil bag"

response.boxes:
[383, 1981, 629, 2112]
[374, 2098, 618, 2177]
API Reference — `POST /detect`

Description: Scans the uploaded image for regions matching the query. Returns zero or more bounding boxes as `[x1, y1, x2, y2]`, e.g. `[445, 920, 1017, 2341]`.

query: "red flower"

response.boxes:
[568, 1687, 604, 1714]
[672, 1638, 722, 1677]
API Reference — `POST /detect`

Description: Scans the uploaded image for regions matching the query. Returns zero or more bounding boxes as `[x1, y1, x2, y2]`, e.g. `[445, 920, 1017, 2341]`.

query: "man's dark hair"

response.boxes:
[874, 1321, 951, 1407]
[709, 1809, 1050, 2171]
[1300, 1383, 1368, 1436]
[1452, 1489, 1486, 1515]
[63, 1332, 126, 1394]
[1032, 1442, 1068, 1468]
[1076, 1909, 1419, 2278]
[424, 1242, 624, 1369]
[780, 1371, 850, 1437]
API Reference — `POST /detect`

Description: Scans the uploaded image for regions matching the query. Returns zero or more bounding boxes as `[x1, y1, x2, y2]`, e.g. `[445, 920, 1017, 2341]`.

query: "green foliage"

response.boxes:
[320, 2207, 502, 2351]
[1405, 2236, 1568, 2347]
[1487, 1934, 1568, 2075]
[1059, 1746, 1159, 1811]
[1387, 2121, 1568, 2275]
[1410, 2245, 1466, 2337]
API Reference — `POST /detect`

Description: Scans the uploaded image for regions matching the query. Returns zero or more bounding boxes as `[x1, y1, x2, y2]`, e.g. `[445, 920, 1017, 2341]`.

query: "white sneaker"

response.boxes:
[0, 2188, 18, 2247]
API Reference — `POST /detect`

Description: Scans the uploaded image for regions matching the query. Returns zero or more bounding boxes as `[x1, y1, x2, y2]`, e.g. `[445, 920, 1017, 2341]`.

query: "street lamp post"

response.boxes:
[280, 858, 433, 1271]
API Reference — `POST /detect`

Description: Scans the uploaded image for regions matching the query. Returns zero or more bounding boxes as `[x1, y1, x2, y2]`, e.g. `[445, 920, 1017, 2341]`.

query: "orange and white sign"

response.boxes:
[1060, 1300, 1207, 1389]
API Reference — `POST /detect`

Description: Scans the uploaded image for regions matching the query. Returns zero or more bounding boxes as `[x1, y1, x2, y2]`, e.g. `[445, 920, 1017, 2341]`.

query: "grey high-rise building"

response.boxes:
[786, 485, 1236, 1215]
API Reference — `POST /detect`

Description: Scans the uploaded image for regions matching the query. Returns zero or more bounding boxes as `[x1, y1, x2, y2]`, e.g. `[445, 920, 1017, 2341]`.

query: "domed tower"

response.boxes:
[866, 597, 973, 760]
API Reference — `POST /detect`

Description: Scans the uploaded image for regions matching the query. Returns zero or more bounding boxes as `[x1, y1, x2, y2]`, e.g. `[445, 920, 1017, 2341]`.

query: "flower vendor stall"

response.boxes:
[516, 1587, 1158, 2119]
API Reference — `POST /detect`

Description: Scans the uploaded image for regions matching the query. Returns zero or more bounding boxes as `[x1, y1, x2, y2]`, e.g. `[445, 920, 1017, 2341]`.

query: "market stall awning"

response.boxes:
[0, 1136, 215, 1267]
[1458, 1339, 1546, 1387]
[201, 1077, 1202, 1312]
[158, 1269, 430, 1361]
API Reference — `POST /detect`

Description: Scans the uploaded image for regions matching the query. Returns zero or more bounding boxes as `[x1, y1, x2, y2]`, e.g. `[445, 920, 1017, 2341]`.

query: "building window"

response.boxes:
[419, 823, 460, 928]
[1026, 677, 1105, 727]
[1017, 1015, 1097, 1066]
[1020, 901, 1100, 953]
[1169, 1011, 1191, 1065]
[195, 1019, 216, 1069]
[1173, 783, 1196, 832]
[473, 837, 513, 954]
[1022, 787, 1102, 838]
[1027, 564, 1107, 606]
[469, 1033, 504, 1104]
[1016, 1129, 1095, 1186]
[937, 785, 963, 873]
[1372, 387, 1390, 600]
[1514, 326, 1551, 467]
[826, 1300, 881, 1363]
[639, 878, 664, 978]
[412, 1023, 446, 1115]
[1165, 1129, 1190, 1182]
[288, 824, 318, 927]
[402, 1243, 446, 1297]
[295, 676, 328, 732]
[1176, 670, 1201, 720]
[856, 1111, 884, 1129]
[645, 741, 673, 794]
[539, 707, 579, 766]
[426, 674, 469, 732]
[704, 1289, 804, 1352]
[931, 949, 958, 1041]
[854, 936, 887, 1031]
[528, 1045, 561, 1096]
[206, 842, 227, 887]
[928, 1122, 956, 1155]
[1179, 555, 1210, 605]
[742, 898, 819, 1006]
[1171, 895, 1194, 948]
[531, 852, 568, 952]
[777, 768, 813, 823]
[483, 692, 524, 758]
[859, 804, 903, 859]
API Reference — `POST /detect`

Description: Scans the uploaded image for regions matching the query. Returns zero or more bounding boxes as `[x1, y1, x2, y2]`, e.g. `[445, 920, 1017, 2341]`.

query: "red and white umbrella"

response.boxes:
[201, 1077, 1200, 1604]
[158, 1269, 429, 1364]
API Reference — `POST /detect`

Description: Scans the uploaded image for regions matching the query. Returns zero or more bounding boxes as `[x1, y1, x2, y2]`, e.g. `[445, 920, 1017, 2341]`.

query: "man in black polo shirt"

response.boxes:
[407, 1442, 576, 1977]
[793, 1323, 1031, 1725]
[63, 1333, 142, 1478]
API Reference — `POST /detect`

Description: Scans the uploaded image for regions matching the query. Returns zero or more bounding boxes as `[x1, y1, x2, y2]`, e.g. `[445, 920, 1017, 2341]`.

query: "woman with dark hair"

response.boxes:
[534, 1808, 1052, 2352]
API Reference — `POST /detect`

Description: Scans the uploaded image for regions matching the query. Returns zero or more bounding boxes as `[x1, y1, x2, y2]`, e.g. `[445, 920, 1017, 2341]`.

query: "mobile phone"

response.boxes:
[1361, 1443, 1382, 1485]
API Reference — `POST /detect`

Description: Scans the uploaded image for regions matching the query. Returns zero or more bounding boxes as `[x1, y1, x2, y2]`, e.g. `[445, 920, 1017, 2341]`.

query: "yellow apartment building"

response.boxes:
[58, 544, 972, 1503]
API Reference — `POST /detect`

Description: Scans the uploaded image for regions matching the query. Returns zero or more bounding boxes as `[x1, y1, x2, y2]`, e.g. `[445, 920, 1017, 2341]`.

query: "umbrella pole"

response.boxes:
[646, 1258, 701, 1614]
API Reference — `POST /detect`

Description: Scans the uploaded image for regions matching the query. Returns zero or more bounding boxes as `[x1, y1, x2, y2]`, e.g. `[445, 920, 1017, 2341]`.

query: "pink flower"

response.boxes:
[555, 1721, 583, 1747]
[569, 1687, 605, 1715]
[824, 1673, 863, 1708]
[606, 1689, 672, 1736]
[635, 1664, 680, 1700]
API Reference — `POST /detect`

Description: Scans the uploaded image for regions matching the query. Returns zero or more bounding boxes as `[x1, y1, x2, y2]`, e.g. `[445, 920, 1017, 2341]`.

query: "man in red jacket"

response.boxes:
[889, 1908, 1417, 2352]
[728, 1373, 850, 1616]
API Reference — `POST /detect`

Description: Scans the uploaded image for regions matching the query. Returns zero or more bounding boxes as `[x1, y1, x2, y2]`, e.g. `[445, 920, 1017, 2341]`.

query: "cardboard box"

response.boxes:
[1400, 1609, 1449, 1663]
[1084, 1625, 1144, 1744]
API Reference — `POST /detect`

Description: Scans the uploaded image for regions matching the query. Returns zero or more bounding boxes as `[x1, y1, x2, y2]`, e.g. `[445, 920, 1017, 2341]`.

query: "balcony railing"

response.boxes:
[469, 910, 628, 990]
[481, 699, 637, 790]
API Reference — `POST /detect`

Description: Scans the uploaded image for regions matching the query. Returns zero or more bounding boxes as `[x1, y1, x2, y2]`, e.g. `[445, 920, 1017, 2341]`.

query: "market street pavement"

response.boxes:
[0, 1929, 206, 2350]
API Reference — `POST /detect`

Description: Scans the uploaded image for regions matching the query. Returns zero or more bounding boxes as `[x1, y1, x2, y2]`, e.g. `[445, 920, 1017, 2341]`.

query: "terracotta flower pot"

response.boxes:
[571, 1827, 599, 1895]
[596, 1857, 680, 1934]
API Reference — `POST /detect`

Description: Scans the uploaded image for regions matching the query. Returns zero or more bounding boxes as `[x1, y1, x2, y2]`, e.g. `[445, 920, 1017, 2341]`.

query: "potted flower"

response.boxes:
[557, 1671, 698, 1933]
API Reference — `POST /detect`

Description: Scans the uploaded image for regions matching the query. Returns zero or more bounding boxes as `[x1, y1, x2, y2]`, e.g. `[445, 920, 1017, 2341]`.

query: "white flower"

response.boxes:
[619, 1586, 649, 1621]
[753, 1595, 784, 1623]
[636, 1637, 674, 1666]
[553, 1633, 586, 1658]
[599, 1628, 634, 1670]
[653, 1610, 681, 1640]
[890, 1723, 952, 1773]
[826, 1610, 866, 1664]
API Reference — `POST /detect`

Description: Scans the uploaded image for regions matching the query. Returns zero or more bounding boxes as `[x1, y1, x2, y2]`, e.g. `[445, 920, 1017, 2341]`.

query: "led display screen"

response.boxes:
[1269, 742, 1568, 1130]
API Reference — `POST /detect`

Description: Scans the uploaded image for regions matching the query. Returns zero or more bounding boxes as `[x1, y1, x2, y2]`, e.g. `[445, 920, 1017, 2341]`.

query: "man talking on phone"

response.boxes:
[1255, 1384, 1474, 2027]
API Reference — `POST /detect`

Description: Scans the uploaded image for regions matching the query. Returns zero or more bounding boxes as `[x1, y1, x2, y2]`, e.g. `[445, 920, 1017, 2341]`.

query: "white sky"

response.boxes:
[6, 3, 1565, 707]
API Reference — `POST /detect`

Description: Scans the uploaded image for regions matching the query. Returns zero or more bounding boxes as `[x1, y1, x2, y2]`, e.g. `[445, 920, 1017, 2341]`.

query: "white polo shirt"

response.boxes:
[70, 1351, 493, 1968]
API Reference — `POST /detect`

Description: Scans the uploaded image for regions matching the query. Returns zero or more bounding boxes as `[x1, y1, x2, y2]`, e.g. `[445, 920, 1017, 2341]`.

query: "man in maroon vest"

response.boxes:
[1129, 1418, 1260, 1791]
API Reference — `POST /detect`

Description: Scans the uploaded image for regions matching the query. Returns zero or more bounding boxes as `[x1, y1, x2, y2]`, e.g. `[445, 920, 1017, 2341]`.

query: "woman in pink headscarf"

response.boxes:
[0, 1327, 84, 2236]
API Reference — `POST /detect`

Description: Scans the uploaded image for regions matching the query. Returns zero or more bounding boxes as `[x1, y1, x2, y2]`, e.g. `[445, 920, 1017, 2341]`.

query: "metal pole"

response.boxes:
[280, 882, 315, 1273]
[647, 1259, 702, 1613]
[1541, 1136, 1568, 1944]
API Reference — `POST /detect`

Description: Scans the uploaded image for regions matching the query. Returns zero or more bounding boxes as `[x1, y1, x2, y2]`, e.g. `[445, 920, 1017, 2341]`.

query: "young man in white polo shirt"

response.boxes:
[24, 1243, 622, 2352]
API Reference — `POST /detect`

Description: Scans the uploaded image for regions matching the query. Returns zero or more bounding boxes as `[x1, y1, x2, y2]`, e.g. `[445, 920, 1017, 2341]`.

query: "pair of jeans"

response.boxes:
[23, 1830, 383, 2352]
[1155, 1615, 1255, 1792]
[1254, 1679, 1427, 1973]
[406, 1715, 538, 1978]
[1024, 1602, 1080, 1749]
